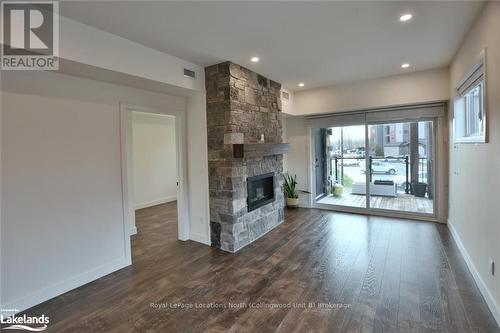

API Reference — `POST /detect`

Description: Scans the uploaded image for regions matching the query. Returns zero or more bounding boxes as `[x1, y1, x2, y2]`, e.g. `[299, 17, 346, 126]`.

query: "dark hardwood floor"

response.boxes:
[19, 202, 499, 332]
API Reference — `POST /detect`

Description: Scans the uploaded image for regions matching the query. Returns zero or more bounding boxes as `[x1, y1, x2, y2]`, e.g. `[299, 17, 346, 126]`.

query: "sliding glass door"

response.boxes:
[316, 125, 367, 208]
[367, 121, 434, 214]
[313, 117, 436, 218]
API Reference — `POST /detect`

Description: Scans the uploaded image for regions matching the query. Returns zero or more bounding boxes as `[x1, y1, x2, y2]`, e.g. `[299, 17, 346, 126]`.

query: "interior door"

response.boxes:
[313, 128, 326, 199]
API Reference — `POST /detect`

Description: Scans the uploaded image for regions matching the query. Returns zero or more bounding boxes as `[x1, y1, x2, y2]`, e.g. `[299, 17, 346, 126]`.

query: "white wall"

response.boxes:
[448, 2, 500, 324]
[132, 112, 177, 210]
[292, 67, 449, 116]
[59, 14, 204, 92]
[0, 11, 210, 315]
[281, 88, 295, 115]
[283, 115, 311, 208]
[57, 12, 210, 246]
[0, 70, 186, 313]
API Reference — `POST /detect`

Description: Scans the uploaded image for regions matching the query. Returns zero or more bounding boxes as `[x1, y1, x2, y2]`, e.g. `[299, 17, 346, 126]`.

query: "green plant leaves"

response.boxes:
[283, 173, 298, 199]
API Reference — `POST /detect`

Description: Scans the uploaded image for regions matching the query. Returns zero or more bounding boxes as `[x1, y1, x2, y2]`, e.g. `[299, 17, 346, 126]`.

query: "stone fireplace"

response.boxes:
[205, 62, 289, 252]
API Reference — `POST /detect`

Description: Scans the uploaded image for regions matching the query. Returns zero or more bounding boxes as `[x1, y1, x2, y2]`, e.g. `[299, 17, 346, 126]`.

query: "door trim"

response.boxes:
[119, 103, 190, 265]
[313, 128, 327, 199]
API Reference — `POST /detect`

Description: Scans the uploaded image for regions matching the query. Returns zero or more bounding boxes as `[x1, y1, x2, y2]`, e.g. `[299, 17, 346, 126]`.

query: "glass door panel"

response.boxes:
[367, 121, 434, 214]
[316, 125, 367, 209]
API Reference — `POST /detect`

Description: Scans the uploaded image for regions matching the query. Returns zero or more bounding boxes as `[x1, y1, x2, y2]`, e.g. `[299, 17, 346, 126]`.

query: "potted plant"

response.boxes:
[283, 173, 299, 208]
[331, 181, 344, 197]
[412, 182, 427, 197]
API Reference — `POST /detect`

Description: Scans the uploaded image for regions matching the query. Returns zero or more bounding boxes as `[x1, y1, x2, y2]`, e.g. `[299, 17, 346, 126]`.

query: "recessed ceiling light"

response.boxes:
[400, 13, 413, 22]
[251, 56, 259, 62]
[401, 63, 410, 69]
[298, 83, 305, 87]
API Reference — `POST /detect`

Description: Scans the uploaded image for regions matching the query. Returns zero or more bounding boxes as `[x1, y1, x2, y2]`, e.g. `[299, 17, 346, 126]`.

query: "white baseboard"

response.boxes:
[190, 232, 210, 245]
[448, 221, 500, 327]
[134, 196, 176, 210]
[1, 257, 129, 315]
[129, 226, 137, 235]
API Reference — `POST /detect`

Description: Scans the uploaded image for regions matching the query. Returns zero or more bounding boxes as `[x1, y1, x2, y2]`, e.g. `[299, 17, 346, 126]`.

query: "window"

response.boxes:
[454, 51, 487, 143]
[385, 125, 394, 143]
[465, 83, 484, 137]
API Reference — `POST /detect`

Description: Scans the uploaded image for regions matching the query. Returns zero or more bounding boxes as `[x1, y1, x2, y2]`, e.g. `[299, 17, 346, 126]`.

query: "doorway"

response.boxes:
[317, 125, 367, 209]
[311, 107, 441, 221]
[120, 104, 189, 264]
[131, 111, 178, 235]
[367, 121, 434, 214]
[131, 112, 177, 211]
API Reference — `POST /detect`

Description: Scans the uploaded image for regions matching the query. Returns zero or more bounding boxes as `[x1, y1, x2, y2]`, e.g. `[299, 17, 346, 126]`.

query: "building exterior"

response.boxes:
[369, 122, 430, 157]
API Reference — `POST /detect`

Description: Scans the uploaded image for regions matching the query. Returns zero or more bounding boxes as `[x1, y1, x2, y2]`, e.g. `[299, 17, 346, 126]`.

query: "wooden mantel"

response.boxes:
[233, 143, 291, 159]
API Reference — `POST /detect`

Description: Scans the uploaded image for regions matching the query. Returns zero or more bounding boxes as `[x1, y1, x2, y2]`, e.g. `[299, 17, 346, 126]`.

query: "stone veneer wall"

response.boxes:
[206, 62, 285, 252]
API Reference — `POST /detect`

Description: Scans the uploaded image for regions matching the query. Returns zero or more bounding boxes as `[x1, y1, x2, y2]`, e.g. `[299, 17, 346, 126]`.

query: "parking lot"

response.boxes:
[334, 160, 428, 193]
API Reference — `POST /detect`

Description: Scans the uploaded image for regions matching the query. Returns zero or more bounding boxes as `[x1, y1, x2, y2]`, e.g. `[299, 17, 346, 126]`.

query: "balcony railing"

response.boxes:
[331, 155, 431, 195]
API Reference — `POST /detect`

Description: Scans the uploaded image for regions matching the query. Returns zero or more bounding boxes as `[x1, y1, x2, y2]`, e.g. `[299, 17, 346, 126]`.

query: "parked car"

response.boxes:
[383, 156, 404, 162]
[361, 161, 397, 175]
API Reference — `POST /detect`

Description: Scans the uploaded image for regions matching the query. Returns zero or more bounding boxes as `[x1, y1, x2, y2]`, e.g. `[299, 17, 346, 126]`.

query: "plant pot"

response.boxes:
[286, 197, 299, 208]
[331, 183, 344, 197]
[412, 182, 427, 198]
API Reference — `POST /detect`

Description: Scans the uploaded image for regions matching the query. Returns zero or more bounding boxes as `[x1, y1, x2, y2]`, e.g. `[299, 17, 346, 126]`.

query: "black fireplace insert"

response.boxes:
[247, 173, 275, 212]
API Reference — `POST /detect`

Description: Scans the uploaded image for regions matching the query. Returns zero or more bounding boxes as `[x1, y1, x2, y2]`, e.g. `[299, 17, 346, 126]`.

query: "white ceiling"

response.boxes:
[61, 1, 484, 91]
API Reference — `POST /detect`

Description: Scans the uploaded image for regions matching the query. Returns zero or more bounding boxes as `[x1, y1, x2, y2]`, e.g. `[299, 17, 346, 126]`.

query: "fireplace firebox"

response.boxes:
[247, 173, 275, 212]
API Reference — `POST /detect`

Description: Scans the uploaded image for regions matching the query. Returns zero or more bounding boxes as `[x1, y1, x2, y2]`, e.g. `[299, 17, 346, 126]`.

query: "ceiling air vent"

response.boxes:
[281, 91, 290, 100]
[183, 68, 196, 79]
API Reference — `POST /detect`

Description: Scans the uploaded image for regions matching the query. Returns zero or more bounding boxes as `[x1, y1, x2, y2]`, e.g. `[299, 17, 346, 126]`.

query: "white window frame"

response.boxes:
[454, 49, 487, 144]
